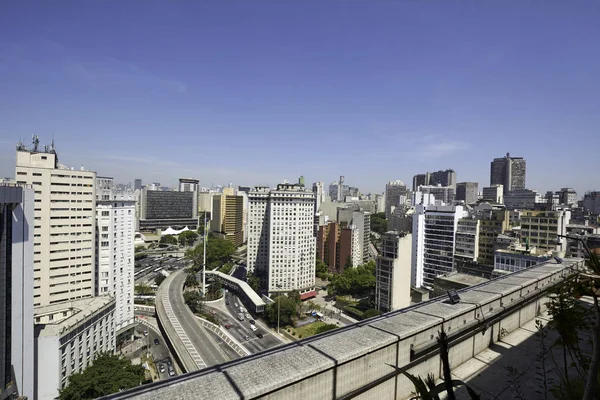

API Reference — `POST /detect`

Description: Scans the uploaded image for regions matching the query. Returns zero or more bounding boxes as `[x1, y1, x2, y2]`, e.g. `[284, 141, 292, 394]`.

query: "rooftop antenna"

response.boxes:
[32, 134, 40, 152]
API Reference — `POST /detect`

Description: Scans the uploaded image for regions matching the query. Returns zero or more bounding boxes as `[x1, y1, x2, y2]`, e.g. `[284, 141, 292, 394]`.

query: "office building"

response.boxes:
[34, 297, 115, 400]
[179, 178, 199, 193]
[412, 174, 429, 192]
[503, 189, 541, 210]
[454, 217, 480, 263]
[385, 180, 407, 220]
[138, 189, 198, 231]
[412, 204, 465, 289]
[583, 191, 600, 214]
[416, 185, 455, 205]
[133, 179, 142, 191]
[312, 182, 326, 212]
[337, 208, 371, 263]
[473, 204, 511, 266]
[455, 182, 479, 204]
[429, 169, 457, 188]
[15, 138, 97, 307]
[247, 184, 316, 297]
[211, 193, 244, 247]
[0, 185, 34, 400]
[493, 245, 551, 276]
[520, 209, 571, 253]
[375, 232, 412, 312]
[95, 177, 136, 337]
[482, 184, 504, 204]
[490, 153, 526, 191]
[557, 188, 577, 206]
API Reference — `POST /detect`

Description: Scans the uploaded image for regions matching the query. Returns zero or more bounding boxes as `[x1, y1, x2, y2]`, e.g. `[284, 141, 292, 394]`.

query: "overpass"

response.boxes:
[102, 257, 584, 400]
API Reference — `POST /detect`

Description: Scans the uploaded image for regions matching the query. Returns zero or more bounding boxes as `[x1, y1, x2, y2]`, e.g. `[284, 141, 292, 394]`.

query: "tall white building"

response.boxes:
[96, 177, 136, 336]
[15, 138, 97, 307]
[312, 182, 326, 212]
[247, 183, 316, 296]
[0, 184, 35, 400]
[375, 232, 412, 313]
[412, 204, 465, 289]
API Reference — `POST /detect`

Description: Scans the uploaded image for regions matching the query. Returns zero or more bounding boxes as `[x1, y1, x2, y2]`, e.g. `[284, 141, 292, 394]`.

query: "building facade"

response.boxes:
[139, 189, 198, 231]
[503, 189, 540, 210]
[95, 177, 136, 336]
[211, 194, 244, 247]
[429, 169, 457, 188]
[455, 182, 479, 204]
[337, 208, 371, 263]
[34, 297, 115, 400]
[416, 185, 455, 205]
[247, 184, 316, 296]
[520, 209, 571, 253]
[490, 152, 526, 191]
[412, 205, 464, 289]
[179, 178, 199, 193]
[15, 142, 97, 307]
[0, 185, 34, 400]
[583, 191, 600, 214]
[454, 218, 480, 263]
[482, 184, 504, 204]
[385, 180, 407, 221]
[375, 232, 412, 313]
[474, 205, 511, 266]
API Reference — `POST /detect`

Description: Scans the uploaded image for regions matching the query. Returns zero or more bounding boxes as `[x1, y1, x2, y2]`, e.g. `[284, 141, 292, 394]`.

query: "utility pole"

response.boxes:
[203, 212, 207, 297]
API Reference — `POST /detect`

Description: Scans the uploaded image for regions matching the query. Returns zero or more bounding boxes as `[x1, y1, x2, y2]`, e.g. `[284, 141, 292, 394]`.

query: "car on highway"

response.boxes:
[244, 313, 251, 319]
[249, 319, 255, 325]
[154, 338, 160, 345]
[243, 335, 250, 340]
[234, 302, 238, 308]
[224, 324, 231, 329]
[256, 333, 263, 339]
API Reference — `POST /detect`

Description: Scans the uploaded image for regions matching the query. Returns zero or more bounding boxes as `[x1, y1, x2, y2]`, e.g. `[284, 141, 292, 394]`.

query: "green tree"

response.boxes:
[184, 290, 204, 314]
[185, 273, 199, 289]
[160, 235, 178, 245]
[154, 274, 166, 286]
[327, 260, 376, 297]
[362, 308, 382, 319]
[134, 245, 146, 253]
[264, 296, 297, 327]
[185, 236, 236, 271]
[314, 323, 338, 335]
[58, 353, 144, 400]
[370, 212, 388, 234]
[178, 230, 199, 247]
[247, 272, 261, 293]
[134, 283, 154, 296]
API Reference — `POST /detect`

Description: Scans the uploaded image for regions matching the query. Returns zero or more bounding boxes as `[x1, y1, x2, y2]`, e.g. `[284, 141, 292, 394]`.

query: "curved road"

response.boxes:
[161, 269, 239, 371]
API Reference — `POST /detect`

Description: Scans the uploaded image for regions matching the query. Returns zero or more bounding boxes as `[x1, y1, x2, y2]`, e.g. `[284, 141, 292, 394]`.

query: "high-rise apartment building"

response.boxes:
[316, 222, 361, 272]
[337, 208, 371, 263]
[482, 184, 504, 204]
[247, 184, 316, 297]
[473, 204, 510, 266]
[179, 178, 199, 193]
[385, 180, 407, 220]
[375, 232, 412, 312]
[95, 177, 136, 336]
[133, 178, 142, 191]
[312, 182, 326, 212]
[211, 194, 244, 247]
[15, 140, 97, 307]
[490, 153, 526, 191]
[455, 182, 479, 204]
[0, 185, 34, 400]
[412, 204, 464, 289]
[454, 218, 480, 263]
[583, 191, 600, 214]
[520, 209, 571, 253]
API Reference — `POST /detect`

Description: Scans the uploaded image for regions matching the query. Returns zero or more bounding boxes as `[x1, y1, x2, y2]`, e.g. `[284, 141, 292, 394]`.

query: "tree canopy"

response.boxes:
[154, 274, 166, 286]
[370, 212, 387, 234]
[185, 236, 236, 271]
[184, 290, 204, 314]
[264, 295, 298, 327]
[160, 235, 178, 245]
[57, 353, 144, 400]
[178, 230, 198, 247]
[134, 283, 154, 296]
[327, 260, 376, 297]
[247, 272, 261, 292]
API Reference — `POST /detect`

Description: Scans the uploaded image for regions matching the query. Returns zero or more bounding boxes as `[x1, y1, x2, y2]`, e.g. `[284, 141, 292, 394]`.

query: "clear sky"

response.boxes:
[1, 1, 599, 195]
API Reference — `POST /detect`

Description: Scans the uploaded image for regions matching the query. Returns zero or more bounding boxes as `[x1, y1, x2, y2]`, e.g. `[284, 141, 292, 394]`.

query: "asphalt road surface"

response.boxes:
[134, 324, 175, 381]
[205, 294, 285, 354]
[167, 270, 240, 366]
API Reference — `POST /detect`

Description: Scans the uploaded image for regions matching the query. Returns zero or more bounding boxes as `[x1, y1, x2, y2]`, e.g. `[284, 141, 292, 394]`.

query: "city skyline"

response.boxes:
[1, 2, 599, 195]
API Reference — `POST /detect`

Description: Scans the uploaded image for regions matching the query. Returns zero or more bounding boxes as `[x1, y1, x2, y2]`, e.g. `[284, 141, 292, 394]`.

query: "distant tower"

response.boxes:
[298, 175, 305, 187]
[337, 176, 345, 202]
[490, 153, 526, 191]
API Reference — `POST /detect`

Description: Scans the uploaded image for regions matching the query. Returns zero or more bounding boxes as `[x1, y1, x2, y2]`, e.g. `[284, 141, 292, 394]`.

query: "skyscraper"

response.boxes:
[211, 193, 244, 247]
[247, 183, 316, 297]
[15, 138, 97, 307]
[134, 178, 142, 190]
[490, 153, 526, 191]
[312, 182, 325, 212]
[385, 180, 407, 220]
[375, 232, 412, 312]
[429, 169, 457, 188]
[455, 182, 479, 204]
[0, 184, 34, 400]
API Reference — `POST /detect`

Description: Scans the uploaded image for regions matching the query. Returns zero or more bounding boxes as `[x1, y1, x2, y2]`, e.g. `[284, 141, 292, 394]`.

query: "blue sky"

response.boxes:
[1, 1, 599, 195]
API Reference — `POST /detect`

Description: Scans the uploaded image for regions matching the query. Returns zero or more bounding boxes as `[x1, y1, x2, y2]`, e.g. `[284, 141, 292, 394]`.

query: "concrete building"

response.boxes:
[412, 204, 465, 289]
[385, 180, 407, 220]
[565, 224, 600, 258]
[416, 184, 455, 205]
[374, 193, 385, 213]
[211, 193, 244, 247]
[583, 191, 600, 214]
[493, 246, 551, 276]
[179, 178, 199, 193]
[473, 204, 511, 266]
[412, 174, 429, 192]
[316, 222, 361, 272]
[337, 208, 371, 263]
[520, 209, 571, 253]
[557, 188, 577, 206]
[198, 191, 214, 218]
[490, 152, 526, 191]
[454, 217, 480, 263]
[247, 184, 316, 297]
[133, 179, 142, 191]
[375, 232, 412, 312]
[312, 182, 326, 212]
[455, 182, 479, 204]
[15, 139, 97, 307]
[34, 296, 115, 400]
[482, 184, 504, 204]
[138, 189, 198, 231]
[0, 184, 34, 400]
[95, 177, 136, 338]
[503, 189, 541, 210]
[429, 169, 457, 188]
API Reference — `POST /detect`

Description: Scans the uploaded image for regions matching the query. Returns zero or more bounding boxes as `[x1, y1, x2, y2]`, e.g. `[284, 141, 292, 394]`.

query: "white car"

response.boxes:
[250, 324, 257, 332]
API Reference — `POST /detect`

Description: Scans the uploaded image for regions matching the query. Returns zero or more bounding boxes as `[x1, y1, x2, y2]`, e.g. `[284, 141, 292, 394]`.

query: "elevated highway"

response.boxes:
[103, 257, 584, 400]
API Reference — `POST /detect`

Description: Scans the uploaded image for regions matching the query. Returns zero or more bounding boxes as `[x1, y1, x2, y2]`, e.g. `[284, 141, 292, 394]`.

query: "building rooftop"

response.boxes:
[436, 273, 489, 287]
[35, 296, 114, 337]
